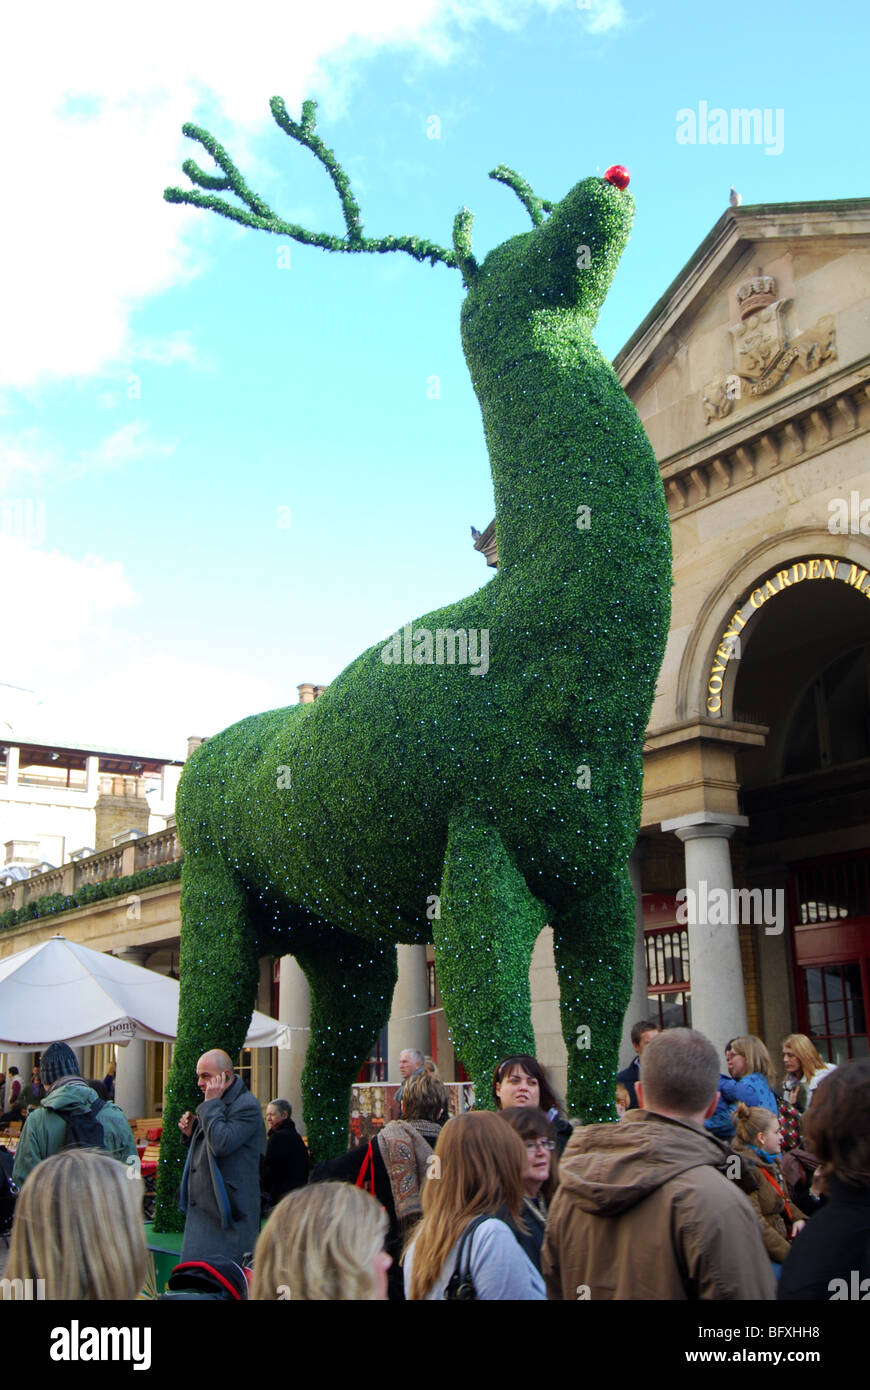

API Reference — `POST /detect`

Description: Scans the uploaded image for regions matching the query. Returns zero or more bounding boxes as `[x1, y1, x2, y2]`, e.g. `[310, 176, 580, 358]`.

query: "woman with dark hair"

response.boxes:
[497, 1107, 559, 1269]
[491, 1055, 574, 1156]
[779, 1059, 870, 1300]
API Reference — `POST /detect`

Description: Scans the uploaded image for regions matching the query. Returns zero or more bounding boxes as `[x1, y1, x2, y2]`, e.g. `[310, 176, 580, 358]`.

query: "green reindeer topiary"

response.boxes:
[154, 99, 671, 1230]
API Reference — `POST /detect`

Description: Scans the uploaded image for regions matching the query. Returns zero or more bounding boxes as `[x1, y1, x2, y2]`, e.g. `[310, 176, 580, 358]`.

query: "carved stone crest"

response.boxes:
[703, 273, 837, 424]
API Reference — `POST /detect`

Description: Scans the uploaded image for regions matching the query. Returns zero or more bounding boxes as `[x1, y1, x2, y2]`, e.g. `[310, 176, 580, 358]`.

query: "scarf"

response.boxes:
[179, 1082, 243, 1230]
[522, 1193, 548, 1227]
[376, 1119, 441, 1226]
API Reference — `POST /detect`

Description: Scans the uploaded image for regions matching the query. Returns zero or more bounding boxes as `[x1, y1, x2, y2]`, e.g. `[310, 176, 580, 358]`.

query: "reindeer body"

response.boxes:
[155, 109, 670, 1226]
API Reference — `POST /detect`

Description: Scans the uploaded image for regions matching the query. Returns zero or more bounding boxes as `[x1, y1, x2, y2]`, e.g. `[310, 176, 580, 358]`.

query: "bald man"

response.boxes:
[178, 1049, 265, 1265]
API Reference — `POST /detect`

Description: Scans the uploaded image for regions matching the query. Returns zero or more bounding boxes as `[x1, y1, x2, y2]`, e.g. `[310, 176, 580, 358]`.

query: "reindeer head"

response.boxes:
[458, 169, 634, 376]
[165, 99, 633, 336]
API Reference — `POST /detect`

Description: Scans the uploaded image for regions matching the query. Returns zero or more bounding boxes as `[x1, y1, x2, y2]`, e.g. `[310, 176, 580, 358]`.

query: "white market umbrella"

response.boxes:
[0, 934, 291, 1049]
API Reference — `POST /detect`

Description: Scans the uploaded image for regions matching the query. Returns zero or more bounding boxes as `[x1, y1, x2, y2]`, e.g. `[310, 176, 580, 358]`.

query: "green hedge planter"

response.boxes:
[0, 861, 181, 932]
[154, 100, 671, 1230]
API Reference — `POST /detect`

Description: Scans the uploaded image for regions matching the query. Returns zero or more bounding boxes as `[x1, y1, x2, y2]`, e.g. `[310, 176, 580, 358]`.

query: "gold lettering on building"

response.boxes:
[706, 557, 864, 716]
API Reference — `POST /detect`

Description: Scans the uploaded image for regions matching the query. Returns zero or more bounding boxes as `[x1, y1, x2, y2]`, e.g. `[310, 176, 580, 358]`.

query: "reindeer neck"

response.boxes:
[470, 307, 650, 584]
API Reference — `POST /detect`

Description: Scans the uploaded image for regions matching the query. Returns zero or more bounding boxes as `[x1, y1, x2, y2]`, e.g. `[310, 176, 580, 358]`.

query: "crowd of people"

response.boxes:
[1, 1027, 868, 1301]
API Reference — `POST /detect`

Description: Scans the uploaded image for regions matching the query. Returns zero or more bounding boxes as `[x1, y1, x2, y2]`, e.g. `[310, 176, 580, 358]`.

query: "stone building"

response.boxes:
[2, 193, 868, 1129]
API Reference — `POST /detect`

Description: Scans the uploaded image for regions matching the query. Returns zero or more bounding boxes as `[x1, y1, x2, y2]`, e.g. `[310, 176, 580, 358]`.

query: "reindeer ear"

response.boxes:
[489, 166, 552, 227]
[452, 208, 478, 287]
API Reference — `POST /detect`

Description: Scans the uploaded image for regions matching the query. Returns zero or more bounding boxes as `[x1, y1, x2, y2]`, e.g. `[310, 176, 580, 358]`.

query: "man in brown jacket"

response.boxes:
[542, 1028, 776, 1300]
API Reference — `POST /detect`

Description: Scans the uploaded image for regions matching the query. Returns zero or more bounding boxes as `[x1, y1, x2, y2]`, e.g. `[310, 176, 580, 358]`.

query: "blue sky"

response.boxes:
[1, 0, 867, 760]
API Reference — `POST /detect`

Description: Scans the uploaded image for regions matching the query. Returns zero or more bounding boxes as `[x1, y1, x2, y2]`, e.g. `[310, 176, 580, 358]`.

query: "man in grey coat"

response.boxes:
[178, 1049, 265, 1266]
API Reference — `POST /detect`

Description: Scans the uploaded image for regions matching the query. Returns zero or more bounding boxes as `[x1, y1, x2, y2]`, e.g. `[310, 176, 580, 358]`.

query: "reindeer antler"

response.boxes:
[165, 97, 471, 274]
[489, 165, 554, 227]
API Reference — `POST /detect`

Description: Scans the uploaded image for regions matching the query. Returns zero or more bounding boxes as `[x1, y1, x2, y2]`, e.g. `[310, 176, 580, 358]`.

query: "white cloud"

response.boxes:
[129, 331, 206, 369]
[93, 422, 174, 468]
[0, 539, 139, 694]
[0, 0, 622, 390]
[584, 0, 628, 35]
[33, 652, 286, 763]
[0, 422, 174, 490]
[0, 533, 283, 756]
[0, 430, 52, 492]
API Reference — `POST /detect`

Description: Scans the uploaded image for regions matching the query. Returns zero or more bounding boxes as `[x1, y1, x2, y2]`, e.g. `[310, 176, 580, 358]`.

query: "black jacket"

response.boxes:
[260, 1117, 310, 1208]
[778, 1176, 870, 1300]
[617, 1057, 640, 1109]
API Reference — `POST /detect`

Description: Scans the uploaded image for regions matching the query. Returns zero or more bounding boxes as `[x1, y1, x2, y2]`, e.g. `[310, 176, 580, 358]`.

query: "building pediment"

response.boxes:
[613, 199, 870, 465]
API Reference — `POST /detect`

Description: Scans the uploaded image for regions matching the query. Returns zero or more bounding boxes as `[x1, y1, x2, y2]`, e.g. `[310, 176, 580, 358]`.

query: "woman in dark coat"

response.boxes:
[261, 1099, 310, 1209]
[779, 1059, 870, 1300]
[496, 1107, 559, 1270]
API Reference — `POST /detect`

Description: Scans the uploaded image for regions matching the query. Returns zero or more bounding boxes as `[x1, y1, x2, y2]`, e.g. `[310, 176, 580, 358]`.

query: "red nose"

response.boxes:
[604, 165, 630, 190]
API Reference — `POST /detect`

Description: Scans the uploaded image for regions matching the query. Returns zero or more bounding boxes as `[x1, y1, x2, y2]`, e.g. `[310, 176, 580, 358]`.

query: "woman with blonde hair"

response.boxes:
[251, 1181, 391, 1300]
[3, 1148, 146, 1300]
[403, 1111, 545, 1300]
[310, 1068, 446, 1299]
[781, 1033, 837, 1113]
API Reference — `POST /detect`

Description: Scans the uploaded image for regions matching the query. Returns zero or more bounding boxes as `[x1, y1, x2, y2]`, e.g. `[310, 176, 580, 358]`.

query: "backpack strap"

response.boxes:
[354, 1141, 376, 1197]
[444, 1215, 497, 1300]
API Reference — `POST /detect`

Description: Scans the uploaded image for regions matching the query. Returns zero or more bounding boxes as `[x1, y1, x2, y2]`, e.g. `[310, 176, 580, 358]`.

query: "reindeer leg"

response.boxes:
[293, 928, 398, 1162]
[155, 849, 261, 1231]
[433, 809, 548, 1109]
[552, 864, 635, 1124]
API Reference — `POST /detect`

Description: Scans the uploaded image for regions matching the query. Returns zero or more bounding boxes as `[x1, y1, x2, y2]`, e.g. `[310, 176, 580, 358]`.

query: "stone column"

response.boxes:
[388, 945, 429, 1082]
[113, 948, 151, 1118]
[85, 754, 99, 798]
[277, 955, 310, 1129]
[619, 840, 650, 1068]
[661, 812, 749, 1057]
[5, 745, 19, 788]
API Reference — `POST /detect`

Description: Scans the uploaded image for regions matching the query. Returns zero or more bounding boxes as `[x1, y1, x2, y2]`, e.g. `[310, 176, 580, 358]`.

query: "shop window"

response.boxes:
[235, 1048, 253, 1092]
[801, 963, 869, 1063]
[645, 924, 691, 1028]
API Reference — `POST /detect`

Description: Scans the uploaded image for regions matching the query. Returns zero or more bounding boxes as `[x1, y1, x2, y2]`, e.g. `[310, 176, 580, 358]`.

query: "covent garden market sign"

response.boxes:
[706, 556, 870, 716]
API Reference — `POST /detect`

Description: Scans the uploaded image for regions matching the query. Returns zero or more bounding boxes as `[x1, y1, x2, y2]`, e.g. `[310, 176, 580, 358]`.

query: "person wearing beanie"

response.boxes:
[731, 1102, 808, 1271]
[13, 1041, 138, 1187]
